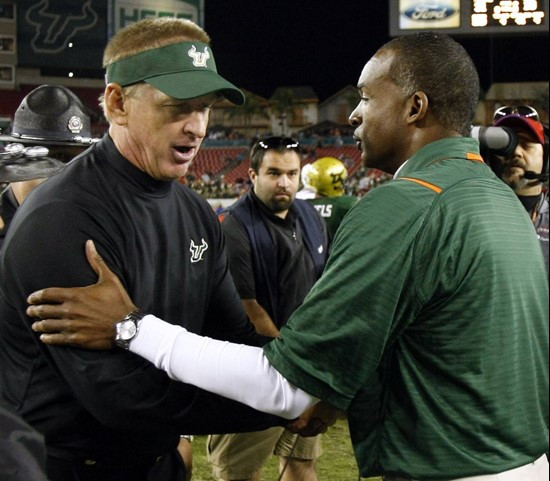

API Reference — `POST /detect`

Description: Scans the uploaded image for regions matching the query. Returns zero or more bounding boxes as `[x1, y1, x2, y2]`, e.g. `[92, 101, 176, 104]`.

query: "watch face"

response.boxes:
[119, 319, 137, 341]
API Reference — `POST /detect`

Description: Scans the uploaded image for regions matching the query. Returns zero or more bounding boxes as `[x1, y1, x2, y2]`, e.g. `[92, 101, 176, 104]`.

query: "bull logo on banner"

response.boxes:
[26, 0, 98, 53]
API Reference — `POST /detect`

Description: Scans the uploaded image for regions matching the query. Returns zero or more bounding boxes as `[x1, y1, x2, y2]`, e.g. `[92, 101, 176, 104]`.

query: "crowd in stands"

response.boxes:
[183, 173, 251, 199]
[185, 158, 391, 200]
[185, 130, 392, 200]
[346, 166, 393, 197]
[1, 127, 392, 201]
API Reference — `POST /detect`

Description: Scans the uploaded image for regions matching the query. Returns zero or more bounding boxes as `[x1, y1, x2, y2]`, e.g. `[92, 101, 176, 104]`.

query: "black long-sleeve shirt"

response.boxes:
[0, 135, 279, 465]
[0, 186, 18, 251]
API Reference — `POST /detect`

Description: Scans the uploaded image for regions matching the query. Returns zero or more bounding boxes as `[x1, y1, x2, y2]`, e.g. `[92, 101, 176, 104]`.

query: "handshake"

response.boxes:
[287, 402, 346, 437]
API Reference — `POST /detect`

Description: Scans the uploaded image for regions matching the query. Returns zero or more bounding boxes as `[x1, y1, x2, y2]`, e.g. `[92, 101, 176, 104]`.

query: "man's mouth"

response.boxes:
[505, 163, 526, 171]
[173, 146, 196, 162]
[353, 135, 362, 152]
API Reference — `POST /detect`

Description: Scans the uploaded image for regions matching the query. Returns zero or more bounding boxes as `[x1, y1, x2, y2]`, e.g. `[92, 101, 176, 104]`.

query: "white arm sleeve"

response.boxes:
[130, 314, 319, 419]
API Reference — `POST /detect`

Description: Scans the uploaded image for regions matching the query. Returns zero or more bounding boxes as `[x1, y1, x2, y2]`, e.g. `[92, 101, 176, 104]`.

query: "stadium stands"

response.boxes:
[187, 147, 248, 180]
[190, 145, 363, 184]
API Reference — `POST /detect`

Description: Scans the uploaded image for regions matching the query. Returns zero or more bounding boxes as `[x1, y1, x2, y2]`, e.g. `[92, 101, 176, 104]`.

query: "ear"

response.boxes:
[406, 91, 429, 125]
[248, 168, 257, 183]
[104, 83, 128, 126]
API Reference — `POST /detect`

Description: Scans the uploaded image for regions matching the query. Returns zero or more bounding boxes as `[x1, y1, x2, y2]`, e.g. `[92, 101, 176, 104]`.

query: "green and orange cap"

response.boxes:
[106, 41, 245, 105]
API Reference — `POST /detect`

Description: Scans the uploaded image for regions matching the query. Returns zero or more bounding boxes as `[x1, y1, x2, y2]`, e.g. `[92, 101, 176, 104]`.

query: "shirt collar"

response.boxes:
[100, 134, 173, 196]
[393, 159, 408, 179]
[395, 137, 481, 179]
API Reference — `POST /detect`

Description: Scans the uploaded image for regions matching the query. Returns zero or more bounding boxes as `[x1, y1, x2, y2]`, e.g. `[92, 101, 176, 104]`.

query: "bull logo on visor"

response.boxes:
[188, 45, 210, 68]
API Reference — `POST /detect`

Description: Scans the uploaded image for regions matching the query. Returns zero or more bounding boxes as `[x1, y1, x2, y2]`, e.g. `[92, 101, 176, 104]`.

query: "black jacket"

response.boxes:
[0, 186, 18, 251]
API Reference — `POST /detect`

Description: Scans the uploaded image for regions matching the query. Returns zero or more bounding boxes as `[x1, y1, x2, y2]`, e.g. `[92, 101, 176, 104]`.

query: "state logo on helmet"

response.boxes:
[308, 157, 348, 197]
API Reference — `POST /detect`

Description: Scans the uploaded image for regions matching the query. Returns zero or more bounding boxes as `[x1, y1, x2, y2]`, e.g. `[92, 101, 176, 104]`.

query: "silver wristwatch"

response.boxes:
[115, 310, 144, 350]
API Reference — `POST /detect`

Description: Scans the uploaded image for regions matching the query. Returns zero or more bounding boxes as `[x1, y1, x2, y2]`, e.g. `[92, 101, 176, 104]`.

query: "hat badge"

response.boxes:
[188, 45, 210, 68]
[67, 116, 83, 134]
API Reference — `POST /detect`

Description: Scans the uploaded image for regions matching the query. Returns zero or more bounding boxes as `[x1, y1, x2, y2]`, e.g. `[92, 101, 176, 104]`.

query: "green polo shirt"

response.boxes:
[308, 195, 358, 242]
[264, 137, 549, 479]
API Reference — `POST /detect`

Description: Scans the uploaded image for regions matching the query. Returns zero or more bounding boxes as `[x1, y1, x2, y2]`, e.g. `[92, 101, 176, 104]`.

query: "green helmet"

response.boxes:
[308, 157, 348, 197]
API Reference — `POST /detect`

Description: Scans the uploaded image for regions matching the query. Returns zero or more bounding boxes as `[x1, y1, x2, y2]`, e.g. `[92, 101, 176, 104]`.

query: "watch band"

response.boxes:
[114, 310, 145, 350]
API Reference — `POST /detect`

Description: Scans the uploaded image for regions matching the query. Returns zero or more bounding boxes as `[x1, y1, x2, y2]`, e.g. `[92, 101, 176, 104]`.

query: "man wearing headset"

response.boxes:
[489, 106, 548, 275]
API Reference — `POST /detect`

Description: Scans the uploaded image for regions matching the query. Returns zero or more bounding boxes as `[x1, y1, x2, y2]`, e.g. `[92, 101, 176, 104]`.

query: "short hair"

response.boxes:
[249, 137, 302, 173]
[102, 18, 210, 67]
[379, 32, 480, 137]
[100, 18, 210, 120]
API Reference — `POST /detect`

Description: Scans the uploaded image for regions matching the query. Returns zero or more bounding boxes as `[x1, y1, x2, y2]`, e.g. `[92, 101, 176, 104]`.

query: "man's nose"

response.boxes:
[278, 175, 291, 187]
[184, 110, 209, 139]
[349, 104, 361, 127]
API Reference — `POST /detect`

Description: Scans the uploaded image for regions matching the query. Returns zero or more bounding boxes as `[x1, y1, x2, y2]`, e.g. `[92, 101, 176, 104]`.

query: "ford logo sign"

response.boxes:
[403, 4, 456, 21]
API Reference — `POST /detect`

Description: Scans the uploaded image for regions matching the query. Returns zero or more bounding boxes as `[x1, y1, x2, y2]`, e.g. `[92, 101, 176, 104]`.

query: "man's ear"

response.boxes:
[248, 168, 257, 184]
[406, 91, 429, 125]
[104, 83, 128, 126]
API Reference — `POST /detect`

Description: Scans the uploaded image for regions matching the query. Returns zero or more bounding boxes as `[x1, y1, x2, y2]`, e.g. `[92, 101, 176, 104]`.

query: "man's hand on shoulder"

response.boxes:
[28, 240, 138, 350]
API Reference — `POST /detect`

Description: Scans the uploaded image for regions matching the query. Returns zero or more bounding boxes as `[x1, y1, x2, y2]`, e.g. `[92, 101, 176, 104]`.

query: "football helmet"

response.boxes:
[308, 157, 348, 197]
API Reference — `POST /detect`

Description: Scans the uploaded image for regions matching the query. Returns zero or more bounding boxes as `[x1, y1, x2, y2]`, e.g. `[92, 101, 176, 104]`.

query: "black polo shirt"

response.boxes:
[222, 191, 321, 328]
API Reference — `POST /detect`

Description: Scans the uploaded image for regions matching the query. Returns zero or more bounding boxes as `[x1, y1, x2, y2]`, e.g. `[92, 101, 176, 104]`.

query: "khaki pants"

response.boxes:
[207, 427, 322, 480]
[384, 454, 548, 481]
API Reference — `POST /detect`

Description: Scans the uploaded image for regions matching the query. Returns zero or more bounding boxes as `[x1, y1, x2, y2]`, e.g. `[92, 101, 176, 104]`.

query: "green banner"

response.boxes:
[109, 0, 204, 36]
[17, 0, 107, 70]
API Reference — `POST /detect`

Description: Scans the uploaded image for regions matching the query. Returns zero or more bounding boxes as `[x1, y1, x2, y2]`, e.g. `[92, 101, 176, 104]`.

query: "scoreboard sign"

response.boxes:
[389, 0, 549, 36]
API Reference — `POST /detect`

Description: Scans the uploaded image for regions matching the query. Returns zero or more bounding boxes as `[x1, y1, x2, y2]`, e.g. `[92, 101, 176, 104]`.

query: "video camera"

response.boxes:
[470, 125, 517, 158]
[471, 125, 549, 182]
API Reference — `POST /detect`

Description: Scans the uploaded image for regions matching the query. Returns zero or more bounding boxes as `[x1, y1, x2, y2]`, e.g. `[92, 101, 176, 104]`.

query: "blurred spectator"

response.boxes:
[296, 162, 317, 199]
[346, 166, 392, 197]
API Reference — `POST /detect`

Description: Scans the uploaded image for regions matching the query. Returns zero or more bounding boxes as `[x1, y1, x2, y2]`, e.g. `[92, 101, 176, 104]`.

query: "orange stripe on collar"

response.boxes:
[401, 177, 443, 194]
[467, 152, 484, 163]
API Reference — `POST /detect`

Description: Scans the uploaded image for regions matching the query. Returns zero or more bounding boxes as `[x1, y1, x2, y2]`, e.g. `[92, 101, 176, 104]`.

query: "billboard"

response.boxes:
[17, 0, 107, 70]
[389, 0, 549, 36]
[108, 0, 204, 36]
[16, 0, 205, 72]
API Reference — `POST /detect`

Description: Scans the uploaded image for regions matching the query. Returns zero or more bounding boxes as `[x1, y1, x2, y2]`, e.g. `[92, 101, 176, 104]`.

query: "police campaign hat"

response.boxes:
[0, 85, 97, 146]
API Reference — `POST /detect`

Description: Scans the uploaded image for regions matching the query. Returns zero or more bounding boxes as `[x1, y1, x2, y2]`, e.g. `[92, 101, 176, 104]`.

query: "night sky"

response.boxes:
[203, 1, 549, 101]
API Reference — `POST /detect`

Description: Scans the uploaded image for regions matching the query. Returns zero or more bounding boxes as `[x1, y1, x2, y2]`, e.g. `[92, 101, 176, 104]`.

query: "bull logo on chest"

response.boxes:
[190, 238, 208, 263]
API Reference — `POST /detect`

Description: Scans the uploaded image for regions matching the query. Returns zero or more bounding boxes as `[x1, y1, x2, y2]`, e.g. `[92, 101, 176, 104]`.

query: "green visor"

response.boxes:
[106, 41, 245, 105]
